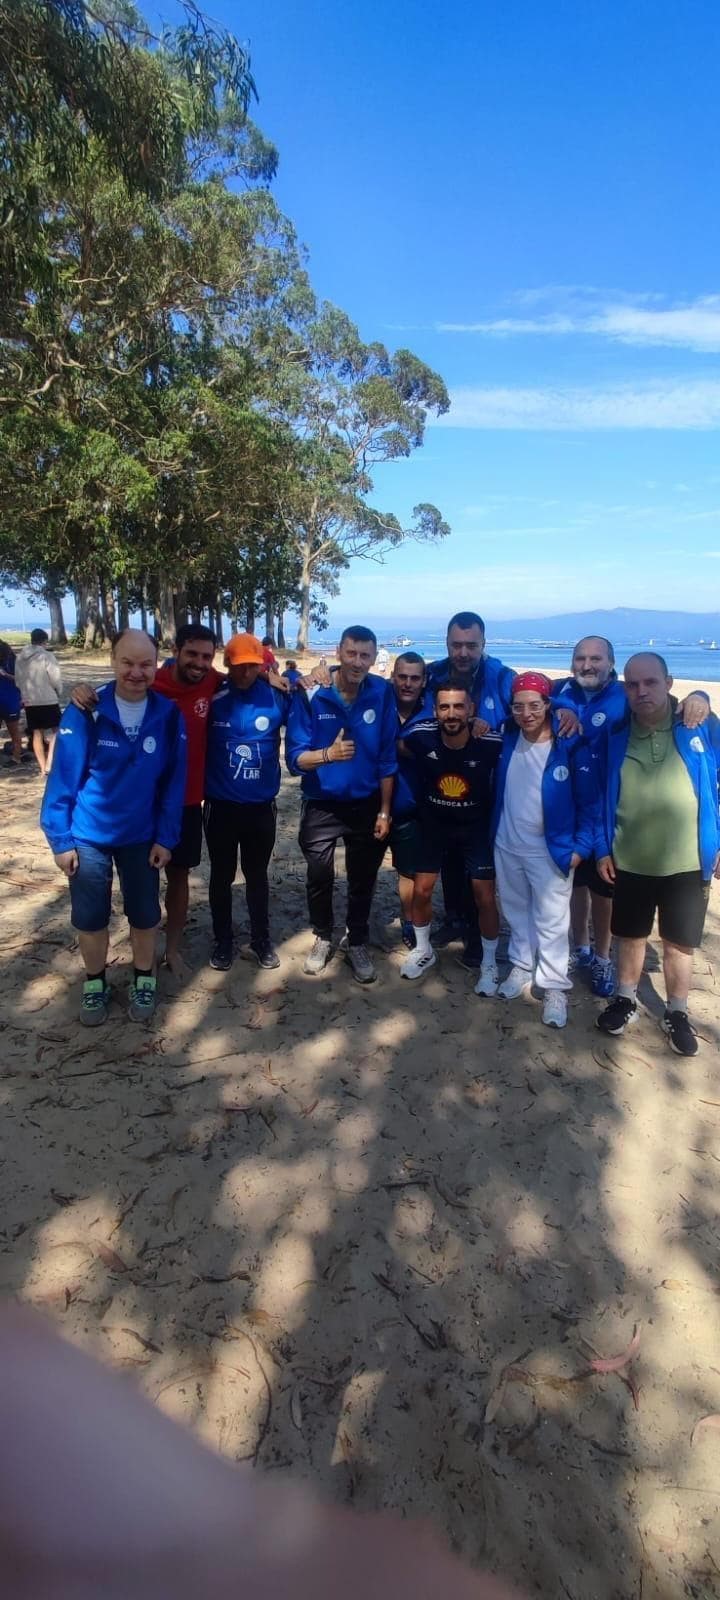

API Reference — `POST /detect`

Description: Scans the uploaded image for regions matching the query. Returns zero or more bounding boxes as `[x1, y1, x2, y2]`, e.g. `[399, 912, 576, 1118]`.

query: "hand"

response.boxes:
[149, 842, 171, 869]
[556, 708, 580, 737]
[70, 683, 98, 711]
[472, 717, 491, 736]
[268, 668, 290, 693]
[54, 849, 79, 877]
[310, 664, 333, 688]
[374, 812, 391, 841]
[570, 852, 583, 869]
[679, 692, 709, 729]
[596, 854, 616, 885]
[327, 727, 355, 762]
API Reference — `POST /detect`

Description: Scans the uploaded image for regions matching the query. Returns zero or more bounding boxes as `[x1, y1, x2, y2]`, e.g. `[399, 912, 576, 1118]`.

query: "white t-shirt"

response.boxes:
[495, 734, 551, 855]
[115, 694, 147, 741]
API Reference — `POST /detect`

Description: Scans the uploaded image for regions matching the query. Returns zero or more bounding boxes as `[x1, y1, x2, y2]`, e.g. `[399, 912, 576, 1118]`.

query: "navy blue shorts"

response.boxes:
[390, 814, 423, 878]
[69, 841, 160, 932]
[415, 815, 495, 880]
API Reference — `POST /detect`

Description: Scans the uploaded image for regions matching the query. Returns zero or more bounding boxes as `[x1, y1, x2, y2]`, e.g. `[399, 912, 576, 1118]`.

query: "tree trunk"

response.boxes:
[277, 612, 286, 649]
[174, 588, 188, 631]
[296, 555, 312, 651]
[118, 578, 130, 631]
[245, 602, 255, 634]
[84, 590, 102, 651]
[140, 580, 149, 635]
[45, 584, 67, 645]
[100, 580, 117, 640]
[73, 581, 90, 637]
[264, 597, 275, 643]
[191, 606, 202, 624]
[214, 597, 224, 648]
[158, 579, 176, 647]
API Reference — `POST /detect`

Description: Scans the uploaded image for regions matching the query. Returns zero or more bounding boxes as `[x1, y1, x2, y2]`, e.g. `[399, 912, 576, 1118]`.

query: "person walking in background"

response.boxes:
[286, 625, 396, 985]
[0, 638, 27, 767]
[595, 652, 720, 1057]
[553, 635, 711, 999]
[398, 680, 502, 992]
[491, 671, 599, 1029]
[204, 634, 287, 972]
[14, 628, 62, 775]
[388, 651, 434, 947]
[40, 630, 187, 1025]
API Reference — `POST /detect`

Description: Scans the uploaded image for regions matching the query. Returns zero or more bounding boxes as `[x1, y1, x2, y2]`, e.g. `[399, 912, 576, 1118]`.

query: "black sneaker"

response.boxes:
[662, 1009, 698, 1057]
[457, 936, 483, 971]
[249, 939, 280, 970]
[596, 995, 637, 1036]
[209, 938, 233, 971]
[431, 917, 465, 948]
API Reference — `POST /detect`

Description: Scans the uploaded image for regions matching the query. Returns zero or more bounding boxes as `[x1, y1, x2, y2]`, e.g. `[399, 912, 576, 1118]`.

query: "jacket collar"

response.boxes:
[95, 681, 158, 729]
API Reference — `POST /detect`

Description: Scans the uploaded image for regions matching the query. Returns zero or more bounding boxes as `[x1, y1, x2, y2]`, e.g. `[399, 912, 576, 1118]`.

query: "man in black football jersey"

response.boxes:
[398, 680, 502, 992]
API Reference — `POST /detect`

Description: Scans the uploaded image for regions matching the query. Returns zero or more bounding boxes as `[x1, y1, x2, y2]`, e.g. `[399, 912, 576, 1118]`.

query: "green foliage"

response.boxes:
[0, 0, 451, 648]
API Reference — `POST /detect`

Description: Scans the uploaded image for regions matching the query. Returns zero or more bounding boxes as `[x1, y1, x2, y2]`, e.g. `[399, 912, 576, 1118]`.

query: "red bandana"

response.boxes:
[512, 670, 552, 698]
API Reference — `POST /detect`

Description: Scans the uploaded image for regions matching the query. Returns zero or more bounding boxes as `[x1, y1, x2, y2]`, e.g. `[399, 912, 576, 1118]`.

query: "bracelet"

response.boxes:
[322, 747, 330, 763]
[378, 811, 389, 820]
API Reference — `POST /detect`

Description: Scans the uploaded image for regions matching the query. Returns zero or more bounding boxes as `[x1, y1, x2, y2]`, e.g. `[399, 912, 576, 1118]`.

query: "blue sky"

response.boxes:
[7, 0, 720, 630]
[207, 0, 720, 621]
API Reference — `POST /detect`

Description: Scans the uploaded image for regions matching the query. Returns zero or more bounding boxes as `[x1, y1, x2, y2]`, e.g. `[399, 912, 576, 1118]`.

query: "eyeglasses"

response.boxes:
[511, 701, 546, 713]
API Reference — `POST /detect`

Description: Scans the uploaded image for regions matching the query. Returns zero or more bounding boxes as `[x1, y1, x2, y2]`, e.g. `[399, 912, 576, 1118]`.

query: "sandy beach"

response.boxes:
[1, 646, 720, 1598]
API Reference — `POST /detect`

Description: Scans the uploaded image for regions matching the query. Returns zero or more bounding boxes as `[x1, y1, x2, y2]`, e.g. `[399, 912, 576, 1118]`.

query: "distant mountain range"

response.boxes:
[483, 607, 720, 644]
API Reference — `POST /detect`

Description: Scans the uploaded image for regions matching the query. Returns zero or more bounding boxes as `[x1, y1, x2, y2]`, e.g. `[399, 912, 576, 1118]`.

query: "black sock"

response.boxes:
[87, 968, 106, 985]
[134, 966, 153, 981]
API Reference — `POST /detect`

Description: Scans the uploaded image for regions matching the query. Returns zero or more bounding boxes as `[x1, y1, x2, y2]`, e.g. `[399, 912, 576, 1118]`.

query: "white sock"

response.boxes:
[618, 982, 637, 1002]
[667, 994, 688, 1014]
[482, 937, 498, 964]
[413, 924, 431, 955]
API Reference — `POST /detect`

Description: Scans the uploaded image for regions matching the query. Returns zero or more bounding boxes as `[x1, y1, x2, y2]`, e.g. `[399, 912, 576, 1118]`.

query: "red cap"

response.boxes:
[512, 670, 552, 698]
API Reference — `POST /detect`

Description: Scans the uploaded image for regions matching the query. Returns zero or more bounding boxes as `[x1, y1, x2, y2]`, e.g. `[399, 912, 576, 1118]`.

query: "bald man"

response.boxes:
[41, 629, 187, 1026]
[595, 652, 720, 1056]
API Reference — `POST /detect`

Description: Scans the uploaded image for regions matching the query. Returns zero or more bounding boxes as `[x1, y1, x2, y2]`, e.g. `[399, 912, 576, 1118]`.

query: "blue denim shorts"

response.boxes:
[69, 841, 160, 932]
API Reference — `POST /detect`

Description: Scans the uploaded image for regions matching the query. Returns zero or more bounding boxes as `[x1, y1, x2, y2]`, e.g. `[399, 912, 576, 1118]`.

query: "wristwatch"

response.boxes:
[378, 811, 390, 820]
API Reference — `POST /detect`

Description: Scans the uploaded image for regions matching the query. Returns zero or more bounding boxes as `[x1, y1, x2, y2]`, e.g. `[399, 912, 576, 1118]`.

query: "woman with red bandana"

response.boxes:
[490, 672, 600, 1029]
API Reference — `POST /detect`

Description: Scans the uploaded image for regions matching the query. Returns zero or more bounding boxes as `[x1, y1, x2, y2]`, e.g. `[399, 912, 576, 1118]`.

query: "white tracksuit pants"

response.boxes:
[495, 845, 574, 992]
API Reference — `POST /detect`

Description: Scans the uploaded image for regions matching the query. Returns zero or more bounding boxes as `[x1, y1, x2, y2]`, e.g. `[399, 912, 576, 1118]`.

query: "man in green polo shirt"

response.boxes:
[596, 653, 720, 1056]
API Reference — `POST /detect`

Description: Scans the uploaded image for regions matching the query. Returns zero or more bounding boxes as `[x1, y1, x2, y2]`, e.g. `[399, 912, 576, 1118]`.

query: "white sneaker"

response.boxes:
[497, 965, 531, 1000]
[400, 947, 437, 980]
[543, 990, 568, 1028]
[474, 963, 499, 997]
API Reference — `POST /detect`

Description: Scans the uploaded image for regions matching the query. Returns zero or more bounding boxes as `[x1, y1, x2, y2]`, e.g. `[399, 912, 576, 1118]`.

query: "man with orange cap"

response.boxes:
[203, 634, 288, 971]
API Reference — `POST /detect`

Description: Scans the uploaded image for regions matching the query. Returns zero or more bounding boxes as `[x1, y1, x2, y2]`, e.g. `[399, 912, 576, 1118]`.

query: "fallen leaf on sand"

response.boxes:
[691, 1413, 720, 1446]
[244, 1308, 275, 1326]
[97, 1244, 129, 1273]
[587, 1322, 641, 1374]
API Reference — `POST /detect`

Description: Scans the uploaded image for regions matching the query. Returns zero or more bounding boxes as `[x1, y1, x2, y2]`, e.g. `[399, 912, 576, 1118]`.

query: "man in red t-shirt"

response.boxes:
[152, 625, 223, 968]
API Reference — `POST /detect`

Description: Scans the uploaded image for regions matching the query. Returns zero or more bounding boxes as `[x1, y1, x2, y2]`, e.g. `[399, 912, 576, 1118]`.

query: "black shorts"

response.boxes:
[390, 814, 423, 878]
[416, 815, 495, 880]
[170, 804, 203, 869]
[25, 703, 61, 733]
[574, 855, 614, 899]
[611, 868, 710, 948]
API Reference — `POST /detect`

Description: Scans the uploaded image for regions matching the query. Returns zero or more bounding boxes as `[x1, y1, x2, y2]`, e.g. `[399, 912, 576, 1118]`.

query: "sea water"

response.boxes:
[310, 633, 720, 682]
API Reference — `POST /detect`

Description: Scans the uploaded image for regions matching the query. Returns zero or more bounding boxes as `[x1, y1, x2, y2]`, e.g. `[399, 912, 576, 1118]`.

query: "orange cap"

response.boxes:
[224, 633, 265, 667]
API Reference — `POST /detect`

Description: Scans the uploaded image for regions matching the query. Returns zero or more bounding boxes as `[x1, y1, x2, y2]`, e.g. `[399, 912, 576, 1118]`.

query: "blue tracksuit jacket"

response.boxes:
[41, 684, 187, 853]
[491, 724, 600, 875]
[286, 672, 398, 801]
[205, 679, 287, 804]
[551, 674, 629, 742]
[426, 653, 514, 730]
[394, 687, 436, 817]
[594, 707, 720, 880]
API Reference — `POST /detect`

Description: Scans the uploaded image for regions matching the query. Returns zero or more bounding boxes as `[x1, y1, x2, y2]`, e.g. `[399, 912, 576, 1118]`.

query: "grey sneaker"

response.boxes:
[345, 943, 377, 984]
[304, 936, 333, 976]
[128, 974, 157, 1023]
[80, 978, 111, 1027]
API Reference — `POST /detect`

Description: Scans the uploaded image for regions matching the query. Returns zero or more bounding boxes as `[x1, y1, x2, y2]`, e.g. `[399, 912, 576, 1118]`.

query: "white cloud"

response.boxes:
[437, 292, 720, 352]
[434, 379, 720, 430]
